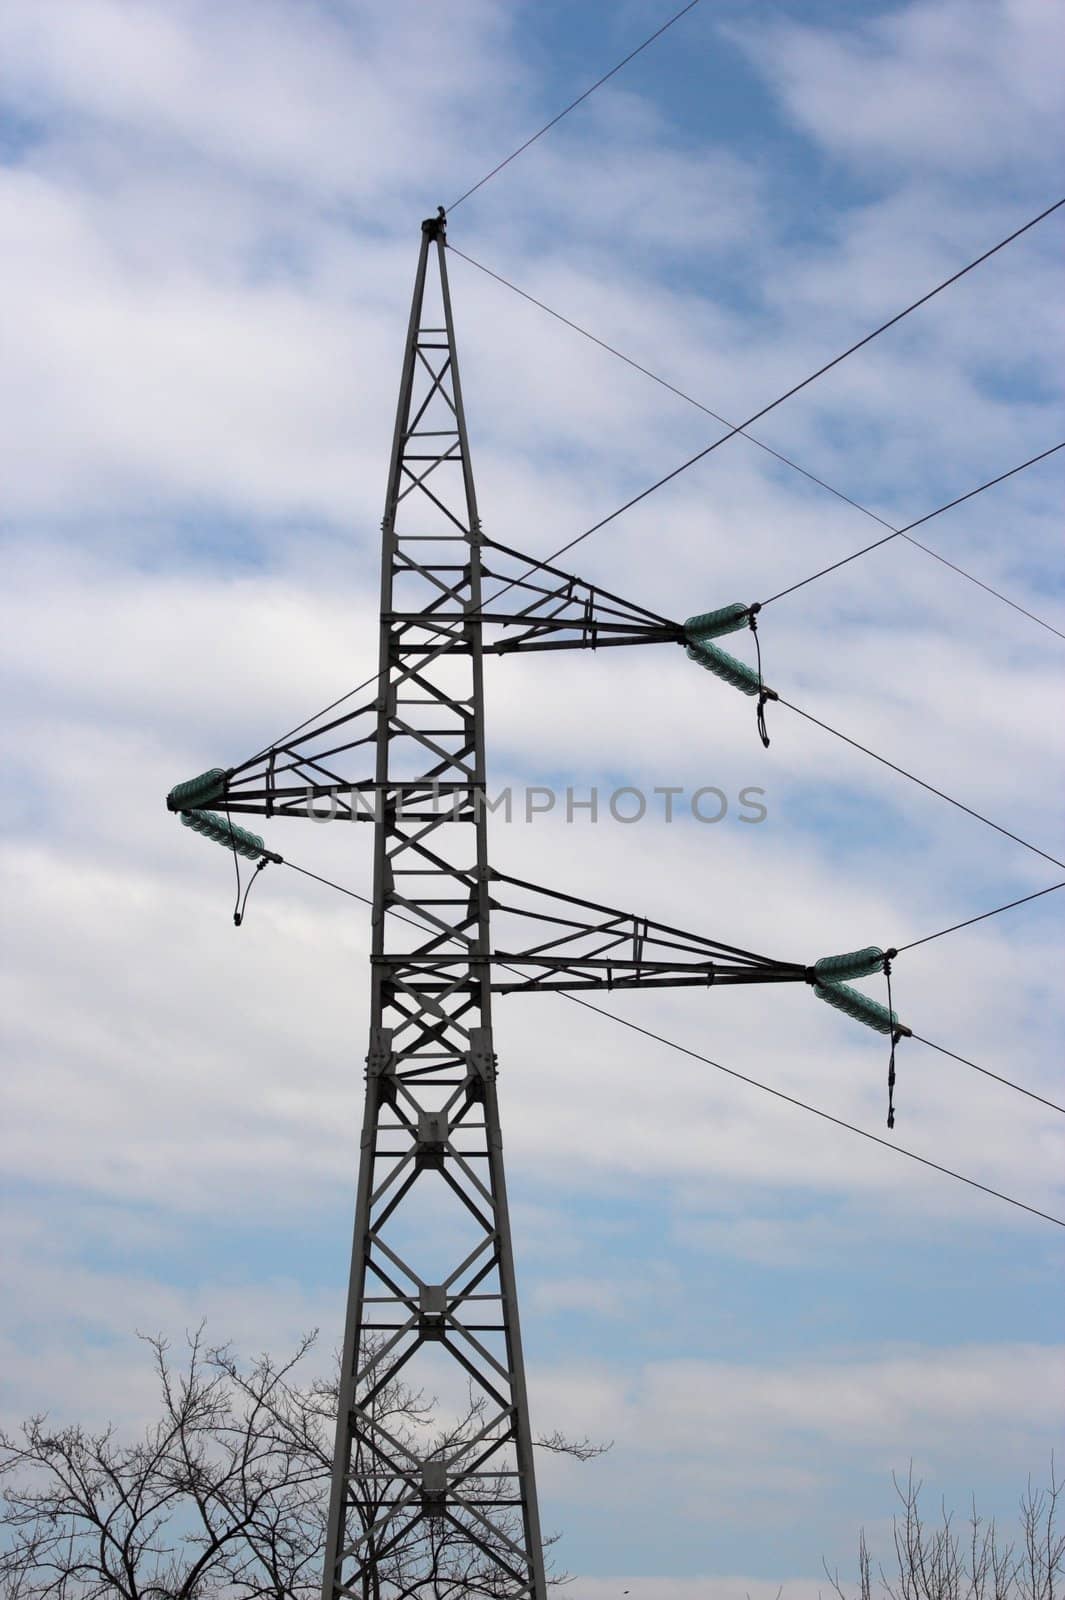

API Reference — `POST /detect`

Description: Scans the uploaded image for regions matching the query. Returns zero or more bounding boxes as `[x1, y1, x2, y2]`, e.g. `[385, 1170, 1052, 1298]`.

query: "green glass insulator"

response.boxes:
[686, 639, 762, 698]
[813, 947, 886, 982]
[167, 768, 226, 812]
[814, 980, 909, 1037]
[180, 809, 269, 861]
[684, 603, 750, 642]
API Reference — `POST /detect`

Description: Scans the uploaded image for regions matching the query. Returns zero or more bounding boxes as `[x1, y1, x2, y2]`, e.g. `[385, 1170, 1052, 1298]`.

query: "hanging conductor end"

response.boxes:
[234, 856, 273, 928]
[747, 604, 771, 749]
[884, 947, 900, 1128]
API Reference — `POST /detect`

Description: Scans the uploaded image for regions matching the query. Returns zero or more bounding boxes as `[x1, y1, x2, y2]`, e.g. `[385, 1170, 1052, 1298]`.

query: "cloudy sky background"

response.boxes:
[1, 0, 1063, 1590]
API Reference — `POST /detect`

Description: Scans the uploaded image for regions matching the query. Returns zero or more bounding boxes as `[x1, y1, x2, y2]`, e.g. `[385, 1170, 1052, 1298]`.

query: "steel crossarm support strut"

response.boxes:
[376, 870, 809, 994]
[389, 535, 685, 655]
[320, 214, 547, 1600]
[167, 694, 381, 822]
[163, 520, 684, 828]
[197, 537, 675, 818]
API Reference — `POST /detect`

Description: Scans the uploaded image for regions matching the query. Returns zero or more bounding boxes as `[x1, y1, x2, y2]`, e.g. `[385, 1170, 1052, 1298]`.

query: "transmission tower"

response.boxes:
[166, 212, 900, 1596]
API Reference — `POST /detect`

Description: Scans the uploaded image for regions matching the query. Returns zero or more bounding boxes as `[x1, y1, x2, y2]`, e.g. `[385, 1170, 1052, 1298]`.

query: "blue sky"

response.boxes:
[1, 0, 1063, 1592]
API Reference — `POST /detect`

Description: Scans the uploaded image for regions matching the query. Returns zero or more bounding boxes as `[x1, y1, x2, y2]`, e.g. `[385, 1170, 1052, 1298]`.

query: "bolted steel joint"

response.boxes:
[420, 1458, 448, 1515]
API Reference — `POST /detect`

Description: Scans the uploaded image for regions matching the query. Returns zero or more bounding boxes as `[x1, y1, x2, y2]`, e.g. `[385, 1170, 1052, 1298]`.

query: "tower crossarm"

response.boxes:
[375, 870, 809, 995]
[163, 548, 756, 829]
[164, 691, 379, 822]
[388, 534, 685, 655]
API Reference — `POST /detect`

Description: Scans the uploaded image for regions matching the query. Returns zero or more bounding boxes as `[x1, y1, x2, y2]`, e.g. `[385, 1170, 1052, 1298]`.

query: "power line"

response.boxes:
[776, 695, 1065, 872]
[447, 0, 705, 213]
[760, 441, 1065, 608]
[276, 856, 1065, 1227]
[448, 242, 1065, 642]
[910, 1034, 1065, 1117]
[250, 449, 1063, 770]
[897, 880, 1065, 954]
[245, 666, 381, 772]
[560, 994, 1065, 1227]
[286, 836, 1065, 947]
[255, 201, 1065, 761]
[256, 610, 1063, 896]
[265, 639, 1064, 896]
[894, 530, 1065, 640]
[283, 859, 375, 908]
[254, 216, 1064, 923]
[479, 196, 1065, 602]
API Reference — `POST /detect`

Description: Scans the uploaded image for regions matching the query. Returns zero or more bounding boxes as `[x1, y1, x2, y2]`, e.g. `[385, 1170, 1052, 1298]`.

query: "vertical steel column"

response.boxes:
[321, 214, 546, 1599]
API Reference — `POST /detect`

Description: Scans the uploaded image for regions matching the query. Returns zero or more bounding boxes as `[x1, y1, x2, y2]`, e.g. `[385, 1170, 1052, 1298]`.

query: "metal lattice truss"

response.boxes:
[171, 214, 805, 1598]
[380, 871, 807, 995]
[406, 534, 684, 655]
[317, 213, 549, 1600]
[205, 543, 687, 823]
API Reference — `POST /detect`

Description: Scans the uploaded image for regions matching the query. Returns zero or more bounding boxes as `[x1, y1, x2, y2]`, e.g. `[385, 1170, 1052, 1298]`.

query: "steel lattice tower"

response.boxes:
[321, 210, 547, 1596]
[167, 212, 824, 1596]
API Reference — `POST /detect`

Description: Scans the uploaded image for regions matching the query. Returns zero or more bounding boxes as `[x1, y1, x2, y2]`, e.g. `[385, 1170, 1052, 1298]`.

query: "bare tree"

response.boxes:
[825, 1462, 1063, 1600]
[0, 1329, 608, 1600]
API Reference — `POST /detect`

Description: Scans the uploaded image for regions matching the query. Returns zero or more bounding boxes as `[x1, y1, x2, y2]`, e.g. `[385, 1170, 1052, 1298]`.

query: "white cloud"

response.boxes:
[0, 0, 517, 204]
[529, 1342, 1065, 1559]
[726, 0, 1065, 178]
[1, 0, 1063, 1580]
